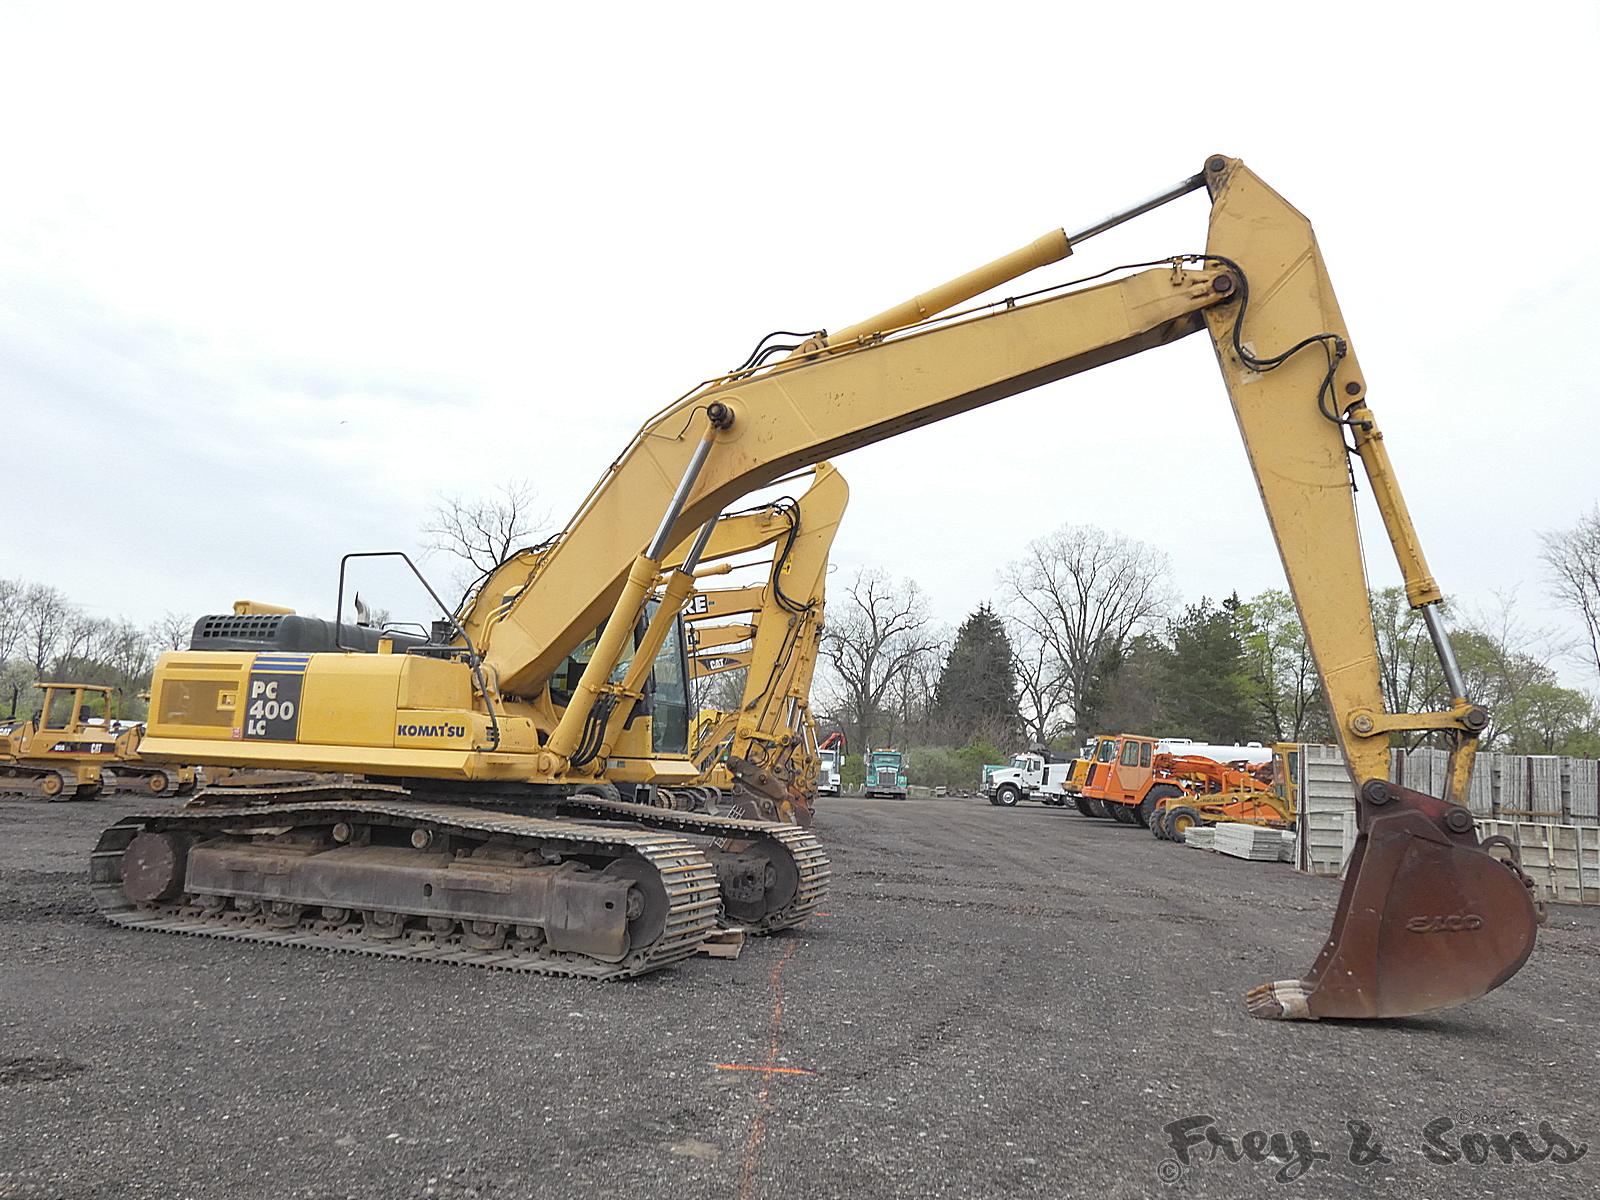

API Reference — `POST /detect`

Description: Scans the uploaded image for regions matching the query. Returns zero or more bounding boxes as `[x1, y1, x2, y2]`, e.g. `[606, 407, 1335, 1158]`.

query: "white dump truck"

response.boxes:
[817, 746, 841, 797]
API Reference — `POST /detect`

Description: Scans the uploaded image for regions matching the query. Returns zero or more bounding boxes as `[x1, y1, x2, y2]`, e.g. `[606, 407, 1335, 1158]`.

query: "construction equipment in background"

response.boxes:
[863, 749, 907, 799]
[0, 683, 196, 800]
[1067, 734, 1271, 825]
[983, 748, 1076, 807]
[816, 732, 844, 798]
[101, 155, 1537, 1017]
[681, 462, 846, 825]
[1148, 746, 1295, 841]
[689, 649, 750, 680]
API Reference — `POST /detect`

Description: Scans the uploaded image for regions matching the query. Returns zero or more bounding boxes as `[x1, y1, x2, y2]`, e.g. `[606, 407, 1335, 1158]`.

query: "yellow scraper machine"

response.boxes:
[98, 155, 1537, 1016]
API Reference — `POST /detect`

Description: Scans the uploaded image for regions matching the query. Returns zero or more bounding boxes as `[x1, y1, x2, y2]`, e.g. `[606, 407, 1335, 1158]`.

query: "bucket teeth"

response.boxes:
[1245, 980, 1315, 1021]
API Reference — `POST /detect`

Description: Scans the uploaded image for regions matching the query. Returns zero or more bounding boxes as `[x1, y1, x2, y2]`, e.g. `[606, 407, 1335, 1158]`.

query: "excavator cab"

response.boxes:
[549, 601, 693, 756]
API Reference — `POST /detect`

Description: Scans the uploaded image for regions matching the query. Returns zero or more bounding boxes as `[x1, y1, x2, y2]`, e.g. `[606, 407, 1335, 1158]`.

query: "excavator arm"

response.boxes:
[509, 155, 1536, 1018]
[478, 261, 1217, 695]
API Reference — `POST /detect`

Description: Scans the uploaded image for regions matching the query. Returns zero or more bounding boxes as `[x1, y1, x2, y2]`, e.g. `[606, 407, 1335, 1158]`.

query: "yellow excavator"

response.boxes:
[96, 155, 1537, 1017]
[683, 462, 846, 826]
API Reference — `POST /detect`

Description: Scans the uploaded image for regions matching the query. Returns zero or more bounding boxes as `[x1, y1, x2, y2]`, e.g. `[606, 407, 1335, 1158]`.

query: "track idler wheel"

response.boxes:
[1247, 779, 1539, 1020]
[122, 832, 191, 903]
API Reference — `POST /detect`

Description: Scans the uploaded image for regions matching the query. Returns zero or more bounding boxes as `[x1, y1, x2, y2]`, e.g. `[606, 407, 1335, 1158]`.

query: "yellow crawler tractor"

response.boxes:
[97, 155, 1538, 1018]
[1, 683, 195, 800]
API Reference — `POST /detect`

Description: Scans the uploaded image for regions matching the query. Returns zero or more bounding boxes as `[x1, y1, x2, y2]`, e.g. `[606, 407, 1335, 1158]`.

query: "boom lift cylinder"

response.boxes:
[546, 425, 723, 765]
[1347, 405, 1470, 704]
[826, 231, 1071, 347]
[1066, 171, 1208, 244]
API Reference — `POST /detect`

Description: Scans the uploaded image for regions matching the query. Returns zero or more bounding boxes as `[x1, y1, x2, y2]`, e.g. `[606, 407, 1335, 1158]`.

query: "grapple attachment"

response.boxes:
[1248, 779, 1538, 1020]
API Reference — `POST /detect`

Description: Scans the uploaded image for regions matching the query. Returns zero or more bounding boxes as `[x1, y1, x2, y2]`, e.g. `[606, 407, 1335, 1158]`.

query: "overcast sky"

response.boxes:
[2, 3, 1597, 688]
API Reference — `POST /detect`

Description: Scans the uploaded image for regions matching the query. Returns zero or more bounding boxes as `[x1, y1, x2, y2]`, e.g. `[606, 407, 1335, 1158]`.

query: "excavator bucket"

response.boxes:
[1248, 780, 1538, 1020]
[722, 756, 814, 827]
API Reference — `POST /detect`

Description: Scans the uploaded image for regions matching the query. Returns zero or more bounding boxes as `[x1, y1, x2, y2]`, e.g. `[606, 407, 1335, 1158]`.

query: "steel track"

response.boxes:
[555, 795, 831, 933]
[90, 800, 722, 980]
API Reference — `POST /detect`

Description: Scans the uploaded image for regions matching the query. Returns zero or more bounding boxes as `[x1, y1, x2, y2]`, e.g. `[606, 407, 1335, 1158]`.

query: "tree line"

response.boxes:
[0, 579, 190, 721]
[7, 495, 1597, 760]
[814, 509, 1600, 767]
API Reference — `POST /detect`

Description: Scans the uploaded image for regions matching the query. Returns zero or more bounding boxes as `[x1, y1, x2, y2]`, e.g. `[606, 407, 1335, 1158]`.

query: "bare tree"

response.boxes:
[150, 612, 194, 651]
[999, 524, 1173, 735]
[1008, 621, 1074, 746]
[819, 570, 939, 749]
[0, 578, 24, 666]
[20, 583, 76, 676]
[93, 620, 157, 686]
[422, 479, 549, 585]
[1542, 504, 1600, 682]
[58, 611, 101, 672]
[884, 633, 948, 746]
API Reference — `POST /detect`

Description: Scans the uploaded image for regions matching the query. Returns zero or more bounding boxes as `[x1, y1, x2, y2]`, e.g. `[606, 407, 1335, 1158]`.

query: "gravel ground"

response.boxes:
[1, 791, 1596, 1200]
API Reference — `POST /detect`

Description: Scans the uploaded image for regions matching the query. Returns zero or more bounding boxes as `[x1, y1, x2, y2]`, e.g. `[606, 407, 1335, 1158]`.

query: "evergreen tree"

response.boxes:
[1072, 640, 1125, 736]
[932, 605, 1020, 744]
[1089, 634, 1167, 736]
[1158, 594, 1256, 742]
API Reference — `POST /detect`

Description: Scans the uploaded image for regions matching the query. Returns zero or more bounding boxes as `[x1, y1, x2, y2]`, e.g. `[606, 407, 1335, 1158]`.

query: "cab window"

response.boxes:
[1139, 742, 1152, 768]
[549, 629, 600, 709]
[1096, 740, 1118, 763]
[42, 690, 77, 730]
[649, 614, 689, 754]
[1120, 740, 1140, 766]
[1277, 751, 1299, 803]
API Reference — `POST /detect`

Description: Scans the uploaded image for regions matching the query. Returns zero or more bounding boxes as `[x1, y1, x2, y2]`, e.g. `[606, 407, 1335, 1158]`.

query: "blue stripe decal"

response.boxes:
[253, 655, 311, 672]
